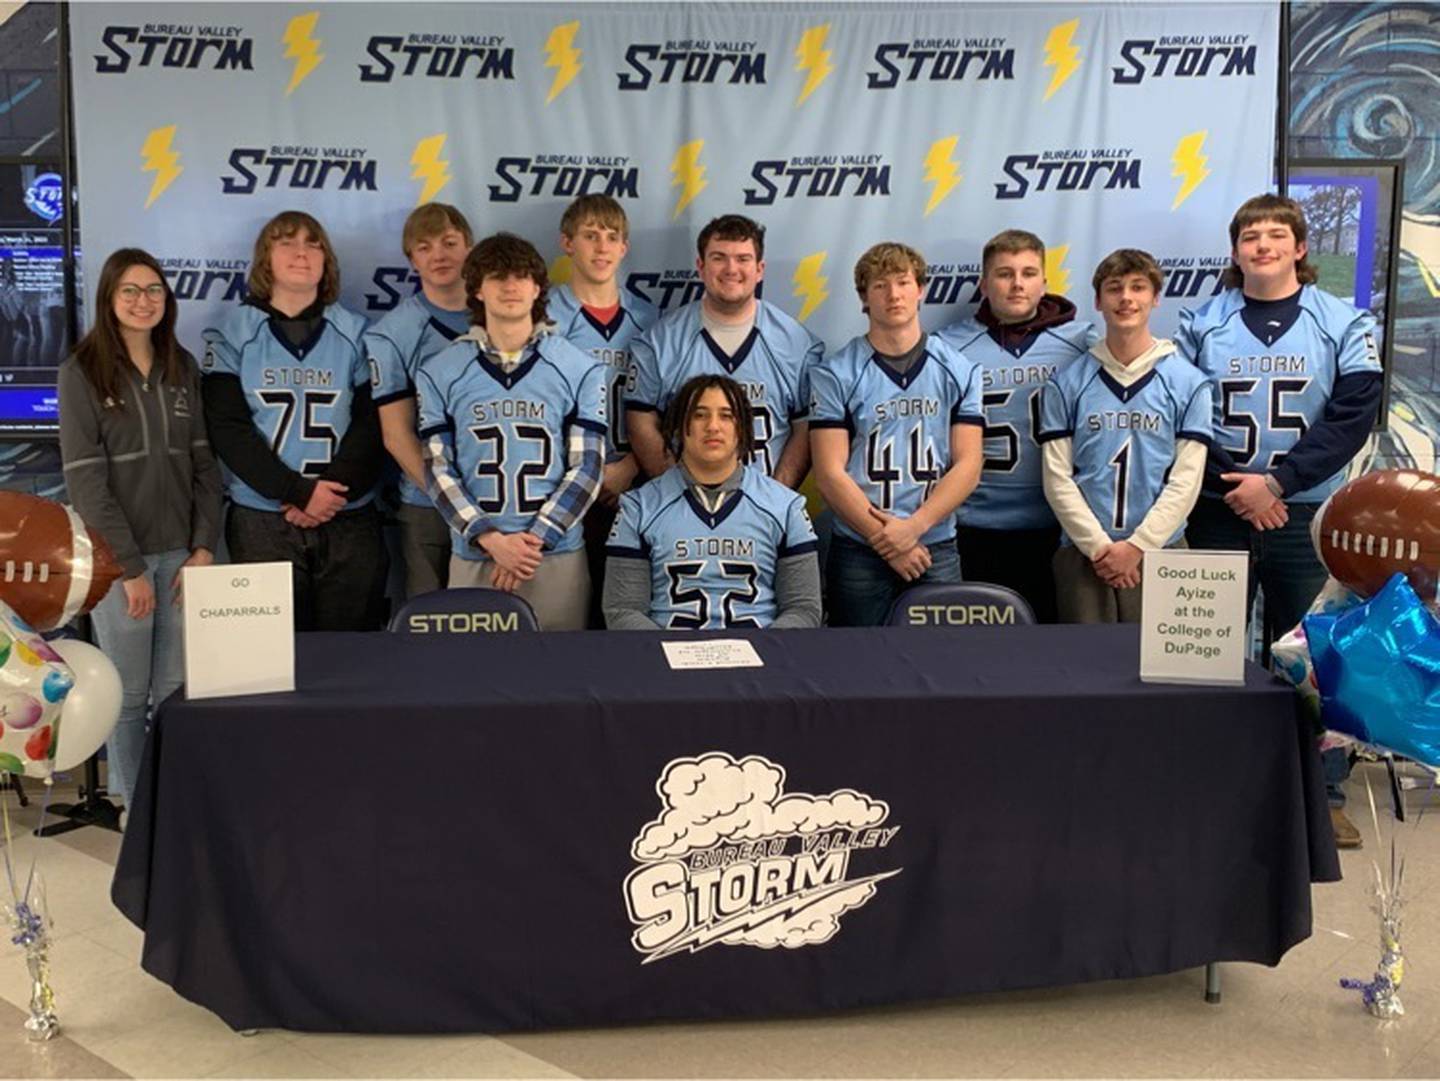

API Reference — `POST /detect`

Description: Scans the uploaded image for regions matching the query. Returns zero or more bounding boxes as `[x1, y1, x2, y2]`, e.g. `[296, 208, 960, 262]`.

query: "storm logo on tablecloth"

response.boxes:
[623, 752, 901, 963]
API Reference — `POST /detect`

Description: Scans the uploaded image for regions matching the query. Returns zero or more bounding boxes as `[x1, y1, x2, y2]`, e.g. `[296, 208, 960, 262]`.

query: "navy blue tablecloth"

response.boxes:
[113, 624, 1338, 1033]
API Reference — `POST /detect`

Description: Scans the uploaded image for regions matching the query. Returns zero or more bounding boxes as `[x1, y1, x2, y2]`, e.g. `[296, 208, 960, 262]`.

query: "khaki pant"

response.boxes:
[448, 548, 590, 631]
[397, 503, 452, 599]
[1053, 539, 1189, 624]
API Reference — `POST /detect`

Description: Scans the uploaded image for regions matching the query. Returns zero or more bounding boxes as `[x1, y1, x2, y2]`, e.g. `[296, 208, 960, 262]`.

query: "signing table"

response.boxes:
[112, 625, 1338, 1034]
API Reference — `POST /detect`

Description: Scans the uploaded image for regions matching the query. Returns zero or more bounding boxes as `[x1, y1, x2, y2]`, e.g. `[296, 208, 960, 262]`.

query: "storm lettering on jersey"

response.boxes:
[739, 381, 766, 402]
[262, 369, 335, 387]
[470, 400, 546, 422]
[1087, 411, 1162, 432]
[873, 397, 940, 421]
[983, 364, 1055, 389]
[1225, 355, 1308, 374]
[674, 538, 755, 559]
[591, 347, 630, 370]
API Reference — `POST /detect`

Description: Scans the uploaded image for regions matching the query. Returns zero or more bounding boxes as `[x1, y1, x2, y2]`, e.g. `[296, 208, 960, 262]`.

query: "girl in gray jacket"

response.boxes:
[58, 248, 222, 815]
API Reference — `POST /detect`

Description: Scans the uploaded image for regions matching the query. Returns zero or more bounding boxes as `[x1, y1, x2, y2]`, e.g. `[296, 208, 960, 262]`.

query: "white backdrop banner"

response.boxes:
[69, 1, 1278, 349]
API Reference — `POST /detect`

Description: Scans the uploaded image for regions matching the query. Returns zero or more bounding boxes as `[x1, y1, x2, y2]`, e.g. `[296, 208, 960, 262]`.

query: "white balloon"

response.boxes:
[48, 638, 123, 773]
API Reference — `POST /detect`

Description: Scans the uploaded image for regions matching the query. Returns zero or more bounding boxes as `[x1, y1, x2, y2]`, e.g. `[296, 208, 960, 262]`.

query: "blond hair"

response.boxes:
[402, 203, 473, 260]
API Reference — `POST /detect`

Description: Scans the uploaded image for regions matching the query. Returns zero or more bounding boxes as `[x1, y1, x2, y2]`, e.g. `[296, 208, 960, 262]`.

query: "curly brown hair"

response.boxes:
[462, 233, 549, 327]
[854, 242, 929, 307]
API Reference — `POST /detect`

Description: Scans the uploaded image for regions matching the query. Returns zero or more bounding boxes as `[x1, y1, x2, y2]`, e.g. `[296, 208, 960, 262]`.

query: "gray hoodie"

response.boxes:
[57, 352, 222, 579]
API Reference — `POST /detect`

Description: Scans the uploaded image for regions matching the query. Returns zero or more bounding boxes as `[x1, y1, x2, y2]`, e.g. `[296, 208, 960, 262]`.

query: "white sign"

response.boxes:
[1140, 549, 1249, 685]
[660, 639, 764, 671]
[182, 562, 294, 699]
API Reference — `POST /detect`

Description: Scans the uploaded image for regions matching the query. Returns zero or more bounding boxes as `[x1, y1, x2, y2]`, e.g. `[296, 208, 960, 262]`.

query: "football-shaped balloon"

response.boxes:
[0, 492, 124, 631]
[1313, 470, 1440, 601]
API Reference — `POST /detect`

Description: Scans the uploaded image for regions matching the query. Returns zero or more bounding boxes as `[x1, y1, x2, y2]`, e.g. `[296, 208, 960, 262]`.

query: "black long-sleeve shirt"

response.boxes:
[201, 298, 383, 510]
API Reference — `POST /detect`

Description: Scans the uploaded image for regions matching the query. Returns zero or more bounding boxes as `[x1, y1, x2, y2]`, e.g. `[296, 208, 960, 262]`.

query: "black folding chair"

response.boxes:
[388, 588, 540, 634]
[885, 581, 1037, 627]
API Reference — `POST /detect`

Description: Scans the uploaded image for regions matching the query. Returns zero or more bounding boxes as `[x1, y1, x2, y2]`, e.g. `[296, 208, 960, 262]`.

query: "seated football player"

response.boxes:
[415, 233, 606, 631]
[603, 373, 821, 629]
[365, 202, 474, 599]
[625, 214, 821, 488]
[1038, 249, 1212, 623]
[547, 194, 659, 625]
[201, 210, 387, 631]
[810, 242, 985, 627]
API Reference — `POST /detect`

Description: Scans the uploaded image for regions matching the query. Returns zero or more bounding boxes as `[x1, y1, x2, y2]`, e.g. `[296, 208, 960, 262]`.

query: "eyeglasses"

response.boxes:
[117, 284, 166, 303]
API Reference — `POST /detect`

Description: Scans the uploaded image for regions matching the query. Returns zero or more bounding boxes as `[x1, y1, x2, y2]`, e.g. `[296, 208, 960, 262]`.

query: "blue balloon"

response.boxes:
[1306, 573, 1440, 767]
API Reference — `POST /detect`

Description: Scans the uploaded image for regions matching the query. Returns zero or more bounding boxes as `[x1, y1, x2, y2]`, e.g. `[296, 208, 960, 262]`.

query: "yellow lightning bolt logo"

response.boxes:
[1045, 245, 1072, 297]
[282, 12, 324, 96]
[549, 255, 574, 286]
[544, 21, 582, 104]
[922, 136, 963, 217]
[1042, 20, 1081, 102]
[410, 134, 452, 206]
[140, 125, 182, 209]
[670, 140, 708, 221]
[792, 252, 829, 323]
[1170, 130, 1212, 211]
[794, 24, 834, 107]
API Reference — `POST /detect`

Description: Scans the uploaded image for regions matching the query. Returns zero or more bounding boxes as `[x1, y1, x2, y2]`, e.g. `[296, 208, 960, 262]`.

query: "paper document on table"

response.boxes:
[661, 639, 764, 670]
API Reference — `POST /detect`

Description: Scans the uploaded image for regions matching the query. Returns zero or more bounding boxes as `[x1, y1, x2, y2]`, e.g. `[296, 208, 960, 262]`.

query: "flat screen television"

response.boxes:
[0, 157, 70, 439]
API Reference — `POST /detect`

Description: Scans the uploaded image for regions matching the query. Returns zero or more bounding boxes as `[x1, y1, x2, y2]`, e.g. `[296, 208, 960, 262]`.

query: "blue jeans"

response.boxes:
[89, 549, 189, 810]
[826, 532, 962, 627]
[1186, 497, 1347, 798]
[1185, 496, 1327, 645]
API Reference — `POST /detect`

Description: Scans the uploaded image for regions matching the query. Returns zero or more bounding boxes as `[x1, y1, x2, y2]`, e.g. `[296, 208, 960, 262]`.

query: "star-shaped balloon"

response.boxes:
[1305, 572, 1440, 767]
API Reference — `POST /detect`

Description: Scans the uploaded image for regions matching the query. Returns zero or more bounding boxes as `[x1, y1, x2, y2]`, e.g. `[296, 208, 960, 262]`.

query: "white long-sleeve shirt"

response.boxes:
[1042, 338, 1207, 559]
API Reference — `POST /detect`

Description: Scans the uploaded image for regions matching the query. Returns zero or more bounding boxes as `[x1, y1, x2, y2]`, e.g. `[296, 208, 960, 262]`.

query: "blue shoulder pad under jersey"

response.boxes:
[810, 333, 984, 545]
[626, 299, 822, 477]
[1038, 349, 1213, 546]
[415, 333, 606, 559]
[607, 464, 818, 629]
[1176, 285, 1380, 503]
[549, 284, 659, 460]
[363, 295, 467, 507]
[202, 302, 373, 513]
[935, 316, 1097, 529]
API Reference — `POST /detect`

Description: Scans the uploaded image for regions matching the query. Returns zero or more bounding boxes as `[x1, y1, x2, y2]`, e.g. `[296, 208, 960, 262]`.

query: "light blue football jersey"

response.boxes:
[606, 464, 818, 628]
[1176, 285, 1380, 503]
[626, 299, 822, 476]
[415, 334, 607, 559]
[809, 334, 985, 545]
[1038, 350, 1213, 546]
[935, 317, 1098, 529]
[202, 302, 373, 513]
[548, 284, 658, 460]
[364, 294, 468, 507]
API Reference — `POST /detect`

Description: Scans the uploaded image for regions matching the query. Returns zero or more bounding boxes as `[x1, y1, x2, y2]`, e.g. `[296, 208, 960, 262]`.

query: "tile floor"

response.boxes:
[0, 763, 1438, 1080]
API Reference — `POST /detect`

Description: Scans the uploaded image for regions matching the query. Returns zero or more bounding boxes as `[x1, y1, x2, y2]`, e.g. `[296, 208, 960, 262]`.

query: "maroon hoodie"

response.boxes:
[973, 293, 1078, 353]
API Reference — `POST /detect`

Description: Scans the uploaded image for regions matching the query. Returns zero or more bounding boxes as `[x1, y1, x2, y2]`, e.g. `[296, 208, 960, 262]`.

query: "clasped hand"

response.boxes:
[1221, 472, 1288, 531]
[867, 507, 930, 581]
